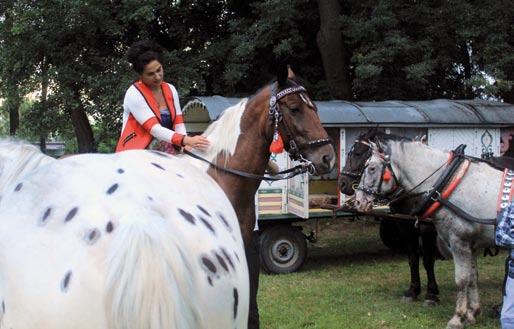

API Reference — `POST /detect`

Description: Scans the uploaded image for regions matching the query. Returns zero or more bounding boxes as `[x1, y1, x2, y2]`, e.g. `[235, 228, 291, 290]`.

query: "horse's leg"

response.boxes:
[401, 223, 421, 302]
[465, 255, 480, 324]
[447, 238, 473, 329]
[246, 230, 260, 329]
[420, 224, 440, 306]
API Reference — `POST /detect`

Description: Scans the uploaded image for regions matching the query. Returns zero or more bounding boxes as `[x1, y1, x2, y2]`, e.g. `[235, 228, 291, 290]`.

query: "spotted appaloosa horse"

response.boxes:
[0, 142, 248, 329]
[185, 65, 335, 328]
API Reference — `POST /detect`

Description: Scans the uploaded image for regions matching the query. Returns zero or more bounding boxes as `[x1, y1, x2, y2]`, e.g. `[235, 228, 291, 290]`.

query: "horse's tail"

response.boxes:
[105, 210, 199, 329]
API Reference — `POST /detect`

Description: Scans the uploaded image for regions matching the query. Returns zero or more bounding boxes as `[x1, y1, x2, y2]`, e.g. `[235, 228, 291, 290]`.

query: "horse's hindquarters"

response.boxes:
[0, 151, 249, 329]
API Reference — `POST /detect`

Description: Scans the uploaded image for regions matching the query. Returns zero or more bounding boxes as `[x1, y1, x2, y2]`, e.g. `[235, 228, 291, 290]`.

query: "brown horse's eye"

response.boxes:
[290, 107, 300, 113]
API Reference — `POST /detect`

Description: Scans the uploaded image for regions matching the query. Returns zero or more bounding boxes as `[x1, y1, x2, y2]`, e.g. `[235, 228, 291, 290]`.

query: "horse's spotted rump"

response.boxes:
[39, 207, 52, 226]
[106, 221, 114, 233]
[150, 150, 169, 158]
[221, 248, 235, 270]
[199, 217, 215, 235]
[233, 288, 239, 319]
[216, 211, 232, 232]
[147, 196, 153, 201]
[85, 228, 100, 245]
[61, 271, 72, 292]
[117, 168, 125, 174]
[14, 183, 22, 192]
[178, 208, 196, 225]
[197, 205, 211, 217]
[201, 256, 217, 274]
[106, 183, 119, 195]
[2, 300, 4, 314]
[207, 277, 213, 286]
[234, 252, 240, 263]
[215, 252, 229, 272]
[151, 162, 165, 170]
[176, 173, 184, 178]
[64, 207, 79, 222]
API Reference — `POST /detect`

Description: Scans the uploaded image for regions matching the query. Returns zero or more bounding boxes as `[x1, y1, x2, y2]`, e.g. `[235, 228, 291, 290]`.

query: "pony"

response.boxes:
[353, 138, 502, 329]
[0, 141, 249, 329]
[339, 129, 442, 306]
[184, 65, 336, 328]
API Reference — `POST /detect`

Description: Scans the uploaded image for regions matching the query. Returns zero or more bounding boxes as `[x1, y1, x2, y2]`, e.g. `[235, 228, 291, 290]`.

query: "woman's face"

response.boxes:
[140, 59, 164, 89]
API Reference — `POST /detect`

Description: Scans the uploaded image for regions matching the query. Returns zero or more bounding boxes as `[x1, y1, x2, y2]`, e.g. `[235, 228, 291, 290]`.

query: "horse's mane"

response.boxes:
[198, 99, 249, 165]
[0, 138, 55, 194]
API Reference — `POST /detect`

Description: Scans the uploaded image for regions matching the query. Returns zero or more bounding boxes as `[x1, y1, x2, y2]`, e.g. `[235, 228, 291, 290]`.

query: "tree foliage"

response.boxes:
[0, 0, 512, 152]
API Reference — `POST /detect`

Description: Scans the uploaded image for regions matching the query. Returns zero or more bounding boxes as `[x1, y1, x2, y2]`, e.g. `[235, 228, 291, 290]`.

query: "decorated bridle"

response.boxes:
[341, 139, 374, 184]
[268, 81, 332, 169]
[356, 144, 401, 200]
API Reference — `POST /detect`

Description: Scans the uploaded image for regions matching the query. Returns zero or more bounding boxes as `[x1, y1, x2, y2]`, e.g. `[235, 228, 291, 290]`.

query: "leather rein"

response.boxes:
[355, 142, 497, 225]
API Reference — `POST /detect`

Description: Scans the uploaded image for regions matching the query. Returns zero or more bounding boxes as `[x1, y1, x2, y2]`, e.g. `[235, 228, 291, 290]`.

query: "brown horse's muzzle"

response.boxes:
[307, 144, 336, 175]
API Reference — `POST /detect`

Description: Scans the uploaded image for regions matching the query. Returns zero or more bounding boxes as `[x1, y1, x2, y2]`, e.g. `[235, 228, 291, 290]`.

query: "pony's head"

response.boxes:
[354, 142, 399, 212]
[339, 128, 377, 195]
[270, 64, 335, 175]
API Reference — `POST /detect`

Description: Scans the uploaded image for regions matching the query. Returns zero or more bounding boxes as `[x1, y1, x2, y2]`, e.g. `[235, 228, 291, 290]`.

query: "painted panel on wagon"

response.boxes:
[338, 128, 346, 207]
[257, 152, 288, 216]
[286, 157, 309, 218]
[428, 128, 500, 157]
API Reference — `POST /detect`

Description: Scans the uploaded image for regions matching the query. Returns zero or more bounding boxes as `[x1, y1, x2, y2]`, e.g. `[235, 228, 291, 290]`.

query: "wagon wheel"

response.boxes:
[259, 225, 307, 274]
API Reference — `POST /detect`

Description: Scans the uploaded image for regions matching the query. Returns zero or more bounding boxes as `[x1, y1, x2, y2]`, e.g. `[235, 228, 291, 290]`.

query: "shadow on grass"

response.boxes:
[302, 248, 402, 272]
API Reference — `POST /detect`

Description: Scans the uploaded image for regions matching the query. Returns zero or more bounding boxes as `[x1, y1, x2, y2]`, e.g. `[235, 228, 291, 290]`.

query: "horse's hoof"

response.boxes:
[401, 296, 416, 303]
[465, 308, 480, 325]
[446, 316, 464, 329]
[423, 299, 439, 307]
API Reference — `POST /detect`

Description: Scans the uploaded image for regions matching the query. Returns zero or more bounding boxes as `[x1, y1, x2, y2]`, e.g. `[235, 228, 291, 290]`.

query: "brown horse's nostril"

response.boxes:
[340, 181, 346, 190]
[322, 154, 334, 170]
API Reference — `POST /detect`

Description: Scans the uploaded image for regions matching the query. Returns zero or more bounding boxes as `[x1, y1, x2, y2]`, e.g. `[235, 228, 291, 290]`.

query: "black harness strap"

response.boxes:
[410, 144, 467, 216]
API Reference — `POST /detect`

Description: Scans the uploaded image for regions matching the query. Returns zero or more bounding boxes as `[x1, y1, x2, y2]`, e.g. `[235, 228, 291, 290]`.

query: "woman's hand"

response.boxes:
[183, 135, 210, 151]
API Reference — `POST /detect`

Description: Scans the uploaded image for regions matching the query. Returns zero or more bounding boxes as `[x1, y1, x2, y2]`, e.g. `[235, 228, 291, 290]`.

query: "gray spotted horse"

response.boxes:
[0, 140, 248, 329]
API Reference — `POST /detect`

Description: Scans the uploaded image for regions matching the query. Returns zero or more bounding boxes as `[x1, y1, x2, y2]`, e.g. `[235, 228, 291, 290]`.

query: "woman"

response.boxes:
[116, 40, 209, 153]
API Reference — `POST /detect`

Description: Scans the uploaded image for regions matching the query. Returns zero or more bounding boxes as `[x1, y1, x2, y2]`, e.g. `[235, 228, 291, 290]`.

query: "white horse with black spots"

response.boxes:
[0, 140, 249, 329]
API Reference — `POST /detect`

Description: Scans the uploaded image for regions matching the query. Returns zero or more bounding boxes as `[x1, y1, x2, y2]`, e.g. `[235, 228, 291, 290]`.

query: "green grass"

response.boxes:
[258, 219, 504, 329]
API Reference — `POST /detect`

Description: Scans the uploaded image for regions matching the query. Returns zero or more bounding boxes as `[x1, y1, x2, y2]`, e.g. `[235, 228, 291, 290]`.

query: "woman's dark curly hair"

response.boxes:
[126, 40, 164, 74]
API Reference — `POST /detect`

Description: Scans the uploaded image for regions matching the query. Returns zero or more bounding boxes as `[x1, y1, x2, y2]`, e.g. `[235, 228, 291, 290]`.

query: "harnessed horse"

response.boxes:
[354, 138, 505, 329]
[339, 130, 442, 306]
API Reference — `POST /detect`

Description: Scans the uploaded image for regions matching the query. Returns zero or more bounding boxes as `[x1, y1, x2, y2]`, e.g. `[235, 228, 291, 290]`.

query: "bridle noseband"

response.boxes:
[269, 81, 332, 168]
[356, 153, 401, 200]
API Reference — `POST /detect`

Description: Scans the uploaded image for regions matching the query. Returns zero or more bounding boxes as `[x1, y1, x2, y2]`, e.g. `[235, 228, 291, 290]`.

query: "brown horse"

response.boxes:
[186, 65, 335, 328]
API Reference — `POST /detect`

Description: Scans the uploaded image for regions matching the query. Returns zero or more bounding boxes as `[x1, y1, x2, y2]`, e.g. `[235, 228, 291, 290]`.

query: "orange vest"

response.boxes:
[115, 81, 176, 152]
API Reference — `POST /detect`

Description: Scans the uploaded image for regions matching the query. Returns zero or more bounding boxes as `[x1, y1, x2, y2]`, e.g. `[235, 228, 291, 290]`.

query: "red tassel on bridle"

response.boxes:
[382, 167, 392, 182]
[269, 132, 284, 154]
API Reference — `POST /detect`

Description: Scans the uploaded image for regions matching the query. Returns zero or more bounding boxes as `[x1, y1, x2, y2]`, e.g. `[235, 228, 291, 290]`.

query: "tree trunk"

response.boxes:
[8, 94, 20, 136]
[39, 60, 49, 153]
[69, 88, 96, 153]
[316, 0, 352, 100]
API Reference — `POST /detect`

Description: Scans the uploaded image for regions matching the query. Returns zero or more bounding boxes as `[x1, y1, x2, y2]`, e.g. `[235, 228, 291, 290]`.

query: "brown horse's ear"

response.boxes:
[287, 65, 296, 79]
[277, 61, 288, 87]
